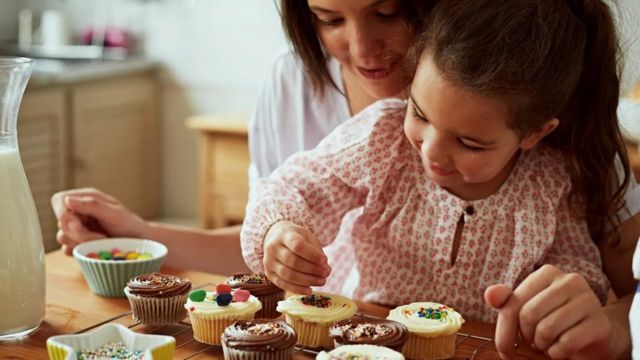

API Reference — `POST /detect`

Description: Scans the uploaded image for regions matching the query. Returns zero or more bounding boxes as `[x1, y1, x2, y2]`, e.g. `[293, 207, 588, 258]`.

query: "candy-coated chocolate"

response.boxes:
[216, 283, 232, 294]
[232, 289, 251, 302]
[125, 252, 139, 260]
[189, 289, 207, 302]
[110, 248, 122, 255]
[98, 251, 112, 260]
[216, 293, 233, 306]
[86, 253, 99, 259]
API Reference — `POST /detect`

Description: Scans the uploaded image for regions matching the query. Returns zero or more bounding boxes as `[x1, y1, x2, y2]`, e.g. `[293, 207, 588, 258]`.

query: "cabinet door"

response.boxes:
[18, 87, 68, 252]
[71, 74, 158, 219]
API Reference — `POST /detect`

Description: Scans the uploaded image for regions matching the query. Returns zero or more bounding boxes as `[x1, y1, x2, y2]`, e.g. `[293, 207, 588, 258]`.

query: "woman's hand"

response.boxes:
[263, 221, 332, 294]
[51, 188, 149, 255]
[485, 264, 612, 360]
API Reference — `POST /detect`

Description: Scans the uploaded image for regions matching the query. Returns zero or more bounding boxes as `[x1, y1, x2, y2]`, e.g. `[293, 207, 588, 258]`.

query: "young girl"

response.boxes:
[242, 0, 631, 357]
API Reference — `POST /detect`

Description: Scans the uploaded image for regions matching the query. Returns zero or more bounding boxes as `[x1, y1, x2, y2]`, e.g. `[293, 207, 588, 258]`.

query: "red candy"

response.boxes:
[216, 283, 232, 294]
[86, 253, 99, 259]
[232, 289, 251, 302]
[110, 248, 122, 255]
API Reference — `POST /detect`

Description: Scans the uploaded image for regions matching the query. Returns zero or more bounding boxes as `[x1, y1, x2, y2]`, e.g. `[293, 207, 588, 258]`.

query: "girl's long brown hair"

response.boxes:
[279, 0, 435, 96]
[410, 0, 630, 245]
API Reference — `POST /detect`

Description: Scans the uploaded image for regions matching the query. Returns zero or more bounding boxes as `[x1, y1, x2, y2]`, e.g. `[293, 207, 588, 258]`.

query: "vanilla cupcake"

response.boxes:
[277, 292, 357, 349]
[316, 344, 405, 360]
[124, 272, 192, 325]
[225, 273, 284, 318]
[185, 284, 262, 345]
[387, 302, 464, 360]
[221, 319, 297, 360]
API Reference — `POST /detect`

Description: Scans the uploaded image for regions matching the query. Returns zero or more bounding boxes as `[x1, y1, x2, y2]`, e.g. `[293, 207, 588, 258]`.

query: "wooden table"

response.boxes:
[0, 251, 547, 359]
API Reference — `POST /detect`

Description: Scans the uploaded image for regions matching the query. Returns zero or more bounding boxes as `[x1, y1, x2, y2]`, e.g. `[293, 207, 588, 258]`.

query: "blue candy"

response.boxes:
[216, 293, 233, 306]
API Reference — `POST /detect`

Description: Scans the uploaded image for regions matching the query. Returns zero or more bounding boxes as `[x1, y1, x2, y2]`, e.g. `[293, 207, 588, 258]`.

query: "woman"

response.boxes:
[52, 0, 638, 358]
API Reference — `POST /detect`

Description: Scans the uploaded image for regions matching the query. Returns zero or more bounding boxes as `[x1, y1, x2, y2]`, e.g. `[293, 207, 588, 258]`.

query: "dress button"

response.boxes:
[465, 206, 475, 216]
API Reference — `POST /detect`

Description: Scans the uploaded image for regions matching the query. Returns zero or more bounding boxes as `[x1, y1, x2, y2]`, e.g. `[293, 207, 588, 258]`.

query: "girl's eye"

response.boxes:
[458, 139, 485, 153]
[316, 17, 343, 26]
[376, 11, 400, 20]
[411, 104, 428, 122]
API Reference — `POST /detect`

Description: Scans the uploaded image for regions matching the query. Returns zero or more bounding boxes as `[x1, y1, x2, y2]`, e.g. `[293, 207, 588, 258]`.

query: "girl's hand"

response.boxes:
[51, 188, 149, 255]
[263, 221, 332, 294]
[485, 264, 611, 360]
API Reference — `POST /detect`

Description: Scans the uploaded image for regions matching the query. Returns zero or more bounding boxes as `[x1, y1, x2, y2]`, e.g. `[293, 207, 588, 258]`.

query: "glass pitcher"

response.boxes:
[0, 57, 45, 340]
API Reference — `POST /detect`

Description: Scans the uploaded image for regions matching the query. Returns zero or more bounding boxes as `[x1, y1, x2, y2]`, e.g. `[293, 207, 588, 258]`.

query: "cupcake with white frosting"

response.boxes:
[277, 292, 357, 349]
[316, 344, 405, 360]
[387, 302, 464, 360]
[185, 284, 262, 345]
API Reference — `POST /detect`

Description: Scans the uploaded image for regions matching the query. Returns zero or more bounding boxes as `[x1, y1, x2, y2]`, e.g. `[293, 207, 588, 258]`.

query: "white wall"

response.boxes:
[0, 1, 20, 42]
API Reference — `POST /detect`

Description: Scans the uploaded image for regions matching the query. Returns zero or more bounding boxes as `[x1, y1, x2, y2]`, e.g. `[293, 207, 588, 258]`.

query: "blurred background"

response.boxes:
[0, 0, 639, 252]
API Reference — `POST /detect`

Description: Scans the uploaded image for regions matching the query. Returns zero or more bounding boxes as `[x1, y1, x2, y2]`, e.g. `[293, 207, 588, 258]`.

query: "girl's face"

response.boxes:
[404, 55, 551, 200]
[308, 0, 412, 99]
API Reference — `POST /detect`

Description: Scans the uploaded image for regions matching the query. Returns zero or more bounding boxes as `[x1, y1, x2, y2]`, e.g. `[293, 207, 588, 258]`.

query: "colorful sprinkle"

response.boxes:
[189, 289, 207, 302]
[416, 306, 449, 321]
[76, 340, 144, 359]
[300, 294, 332, 308]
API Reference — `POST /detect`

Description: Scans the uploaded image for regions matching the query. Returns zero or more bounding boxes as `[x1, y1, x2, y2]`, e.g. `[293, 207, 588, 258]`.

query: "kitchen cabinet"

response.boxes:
[187, 115, 249, 229]
[17, 70, 159, 251]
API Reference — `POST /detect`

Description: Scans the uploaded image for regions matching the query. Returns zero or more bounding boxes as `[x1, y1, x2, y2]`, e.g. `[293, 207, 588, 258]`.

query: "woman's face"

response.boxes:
[308, 0, 413, 99]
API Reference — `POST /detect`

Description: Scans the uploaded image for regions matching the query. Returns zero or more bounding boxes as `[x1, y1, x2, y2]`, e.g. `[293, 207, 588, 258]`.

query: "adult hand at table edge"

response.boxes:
[51, 188, 150, 255]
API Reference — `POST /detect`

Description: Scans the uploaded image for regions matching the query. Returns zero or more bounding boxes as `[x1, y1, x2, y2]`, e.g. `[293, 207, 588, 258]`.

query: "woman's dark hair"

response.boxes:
[410, 0, 630, 245]
[279, 0, 435, 96]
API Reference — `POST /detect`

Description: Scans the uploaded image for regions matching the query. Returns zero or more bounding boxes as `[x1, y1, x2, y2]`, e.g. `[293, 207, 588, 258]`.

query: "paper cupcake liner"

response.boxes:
[401, 333, 457, 360]
[187, 311, 256, 345]
[125, 289, 189, 325]
[285, 314, 333, 349]
[222, 341, 294, 360]
[256, 290, 285, 319]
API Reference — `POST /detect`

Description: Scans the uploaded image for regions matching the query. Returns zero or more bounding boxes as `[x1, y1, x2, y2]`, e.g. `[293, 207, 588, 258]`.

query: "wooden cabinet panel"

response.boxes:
[18, 87, 67, 252]
[71, 74, 159, 219]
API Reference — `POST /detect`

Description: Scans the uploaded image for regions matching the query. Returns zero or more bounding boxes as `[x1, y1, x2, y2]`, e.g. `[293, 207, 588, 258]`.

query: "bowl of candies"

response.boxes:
[73, 238, 168, 297]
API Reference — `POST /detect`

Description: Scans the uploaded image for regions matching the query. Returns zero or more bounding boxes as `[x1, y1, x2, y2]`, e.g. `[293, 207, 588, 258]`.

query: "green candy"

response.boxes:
[189, 289, 206, 302]
[98, 251, 112, 260]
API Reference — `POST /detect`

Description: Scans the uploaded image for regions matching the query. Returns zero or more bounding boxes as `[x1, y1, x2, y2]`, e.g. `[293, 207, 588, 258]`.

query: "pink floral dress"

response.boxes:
[241, 99, 609, 322]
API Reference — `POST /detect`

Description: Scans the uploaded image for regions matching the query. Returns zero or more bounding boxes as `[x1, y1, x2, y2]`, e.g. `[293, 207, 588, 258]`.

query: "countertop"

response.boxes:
[27, 56, 158, 87]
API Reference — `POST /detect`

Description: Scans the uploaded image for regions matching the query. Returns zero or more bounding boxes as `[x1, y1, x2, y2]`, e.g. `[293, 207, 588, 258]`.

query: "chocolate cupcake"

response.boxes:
[226, 273, 285, 318]
[221, 319, 297, 360]
[329, 317, 408, 351]
[124, 272, 191, 325]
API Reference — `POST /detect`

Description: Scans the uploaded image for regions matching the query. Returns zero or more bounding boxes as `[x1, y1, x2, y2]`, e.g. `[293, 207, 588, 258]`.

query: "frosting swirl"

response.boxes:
[185, 291, 262, 316]
[225, 273, 282, 296]
[276, 292, 357, 324]
[126, 272, 191, 298]
[386, 302, 464, 336]
[329, 317, 408, 349]
[221, 319, 297, 351]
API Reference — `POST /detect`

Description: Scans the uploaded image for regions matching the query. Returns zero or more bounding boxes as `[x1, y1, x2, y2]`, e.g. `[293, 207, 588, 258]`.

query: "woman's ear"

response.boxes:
[519, 118, 559, 150]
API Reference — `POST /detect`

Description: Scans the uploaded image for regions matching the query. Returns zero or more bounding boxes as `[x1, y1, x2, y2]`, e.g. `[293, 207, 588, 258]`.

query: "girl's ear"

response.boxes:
[519, 118, 559, 150]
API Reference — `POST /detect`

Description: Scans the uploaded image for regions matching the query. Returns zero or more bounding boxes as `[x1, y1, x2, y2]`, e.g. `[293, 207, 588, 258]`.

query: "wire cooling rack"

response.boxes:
[73, 282, 502, 360]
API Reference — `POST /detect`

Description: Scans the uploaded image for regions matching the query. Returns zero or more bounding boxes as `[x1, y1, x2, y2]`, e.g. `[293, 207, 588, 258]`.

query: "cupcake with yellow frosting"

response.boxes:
[387, 302, 464, 360]
[185, 284, 262, 345]
[277, 292, 357, 349]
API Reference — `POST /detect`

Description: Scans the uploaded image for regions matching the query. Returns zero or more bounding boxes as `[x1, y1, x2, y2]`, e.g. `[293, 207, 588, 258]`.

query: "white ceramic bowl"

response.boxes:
[47, 323, 175, 360]
[73, 238, 168, 297]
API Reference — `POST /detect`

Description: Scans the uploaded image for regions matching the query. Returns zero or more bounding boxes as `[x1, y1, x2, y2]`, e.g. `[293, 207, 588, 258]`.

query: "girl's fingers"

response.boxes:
[266, 271, 312, 295]
[282, 231, 328, 265]
[272, 243, 330, 277]
[494, 265, 561, 358]
[271, 260, 326, 287]
[545, 313, 611, 359]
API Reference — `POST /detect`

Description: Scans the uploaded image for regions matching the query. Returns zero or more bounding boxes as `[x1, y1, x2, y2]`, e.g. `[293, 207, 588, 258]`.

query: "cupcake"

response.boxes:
[225, 273, 285, 318]
[329, 316, 408, 351]
[316, 344, 405, 360]
[124, 272, 192, 325]
[221, 319, 297, 360]
[185, 284, 262, 345]
[277, 292, 357, 349]
[387, 302, 464, 360]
